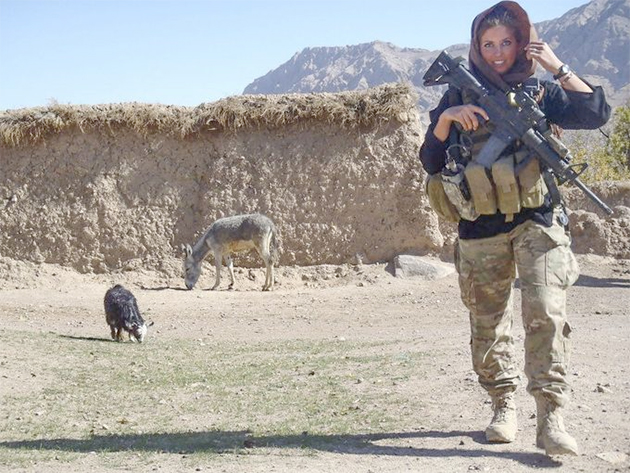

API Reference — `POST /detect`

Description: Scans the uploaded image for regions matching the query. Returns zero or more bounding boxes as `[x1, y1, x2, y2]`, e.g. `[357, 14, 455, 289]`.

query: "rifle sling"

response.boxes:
[446, 87, 463, 162]
[542, 168, 562, 208]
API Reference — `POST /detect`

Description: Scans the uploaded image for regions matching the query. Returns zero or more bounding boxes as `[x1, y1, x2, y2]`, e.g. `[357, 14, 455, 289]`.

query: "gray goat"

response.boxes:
[183, 213, 279, 291]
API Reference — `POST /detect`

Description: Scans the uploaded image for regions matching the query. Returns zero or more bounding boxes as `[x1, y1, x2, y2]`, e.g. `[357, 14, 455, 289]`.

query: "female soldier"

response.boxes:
[419, 1, 610, 456]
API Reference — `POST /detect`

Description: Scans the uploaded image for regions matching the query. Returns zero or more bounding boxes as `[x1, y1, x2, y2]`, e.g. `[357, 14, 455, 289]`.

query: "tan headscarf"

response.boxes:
[469, 1, 538, 91]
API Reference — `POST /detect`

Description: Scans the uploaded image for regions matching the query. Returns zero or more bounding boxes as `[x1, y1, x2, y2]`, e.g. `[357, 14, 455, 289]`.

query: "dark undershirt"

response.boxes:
[457, 195, 554, 240]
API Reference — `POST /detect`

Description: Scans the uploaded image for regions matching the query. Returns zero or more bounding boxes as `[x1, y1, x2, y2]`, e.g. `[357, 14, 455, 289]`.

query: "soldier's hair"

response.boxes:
[477, 6, 522, 44]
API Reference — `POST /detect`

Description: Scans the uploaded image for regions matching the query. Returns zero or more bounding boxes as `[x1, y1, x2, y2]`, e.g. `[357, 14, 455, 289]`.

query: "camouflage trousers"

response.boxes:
[456, 212, 579, 407]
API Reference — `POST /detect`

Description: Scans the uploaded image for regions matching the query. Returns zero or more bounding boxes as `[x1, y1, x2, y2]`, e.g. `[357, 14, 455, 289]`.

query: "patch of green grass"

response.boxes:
[0, 330, 433, 467]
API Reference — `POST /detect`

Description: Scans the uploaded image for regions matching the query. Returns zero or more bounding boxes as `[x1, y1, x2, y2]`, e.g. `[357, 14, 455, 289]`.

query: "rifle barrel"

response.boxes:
[572, 178, 614, 215]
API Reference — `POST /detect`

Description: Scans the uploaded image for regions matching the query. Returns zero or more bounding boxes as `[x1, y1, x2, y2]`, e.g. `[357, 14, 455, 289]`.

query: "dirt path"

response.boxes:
[0, 254, 629, 472]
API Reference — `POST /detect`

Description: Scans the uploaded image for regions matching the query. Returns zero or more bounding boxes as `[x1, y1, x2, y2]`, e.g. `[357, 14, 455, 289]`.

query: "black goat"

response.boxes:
[104, 285, 151, 342]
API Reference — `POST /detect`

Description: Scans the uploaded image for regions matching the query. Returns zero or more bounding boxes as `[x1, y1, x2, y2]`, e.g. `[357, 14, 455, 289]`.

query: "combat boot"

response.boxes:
[485, 392, 517, 443]
[535, 396, 579, 456]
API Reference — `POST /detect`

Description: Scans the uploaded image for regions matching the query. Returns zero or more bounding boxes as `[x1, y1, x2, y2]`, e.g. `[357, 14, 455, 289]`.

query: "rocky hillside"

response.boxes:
[244, 0, 629, 111]
[244, 42, 469, 113]
[536, 0, 629, 90]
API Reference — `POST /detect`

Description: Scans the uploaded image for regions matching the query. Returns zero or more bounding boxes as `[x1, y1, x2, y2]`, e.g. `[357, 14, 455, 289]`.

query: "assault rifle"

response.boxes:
[423, 50, 613, 216]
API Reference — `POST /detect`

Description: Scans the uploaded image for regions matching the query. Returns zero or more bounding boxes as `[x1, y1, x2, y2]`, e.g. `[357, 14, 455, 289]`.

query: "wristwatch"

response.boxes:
[553, 64, 571, 80]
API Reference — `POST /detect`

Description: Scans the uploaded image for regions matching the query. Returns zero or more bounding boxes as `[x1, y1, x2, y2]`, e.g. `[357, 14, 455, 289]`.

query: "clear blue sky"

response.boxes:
[0, 0, 589, 110]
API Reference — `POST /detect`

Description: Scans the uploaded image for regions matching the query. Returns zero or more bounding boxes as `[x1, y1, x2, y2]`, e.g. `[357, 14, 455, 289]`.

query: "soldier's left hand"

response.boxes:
[524, 41, 563, 75]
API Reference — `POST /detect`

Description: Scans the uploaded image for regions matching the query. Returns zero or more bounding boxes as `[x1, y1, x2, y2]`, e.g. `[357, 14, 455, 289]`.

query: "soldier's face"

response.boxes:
[480, 25, 518, 75]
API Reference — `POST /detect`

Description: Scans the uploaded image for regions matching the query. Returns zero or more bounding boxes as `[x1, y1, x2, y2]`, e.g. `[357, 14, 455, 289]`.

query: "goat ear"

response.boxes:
[185, 244, 193, 257]
[147, 321, 155, 327]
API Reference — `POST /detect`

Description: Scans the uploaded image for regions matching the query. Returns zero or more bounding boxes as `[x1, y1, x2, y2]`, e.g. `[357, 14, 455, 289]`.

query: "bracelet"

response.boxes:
[559, 71, 574, 85]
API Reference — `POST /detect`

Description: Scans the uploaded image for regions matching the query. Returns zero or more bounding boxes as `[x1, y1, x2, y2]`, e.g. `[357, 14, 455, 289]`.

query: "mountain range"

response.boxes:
[243, 0, 629, 117]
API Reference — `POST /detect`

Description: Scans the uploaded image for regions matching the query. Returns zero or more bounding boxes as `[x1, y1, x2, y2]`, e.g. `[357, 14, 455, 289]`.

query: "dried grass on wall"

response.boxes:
[0, 82, 418, 147]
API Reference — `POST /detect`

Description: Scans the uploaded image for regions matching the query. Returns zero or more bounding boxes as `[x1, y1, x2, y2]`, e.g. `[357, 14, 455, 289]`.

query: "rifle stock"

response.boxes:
[423, 51, 613, 216]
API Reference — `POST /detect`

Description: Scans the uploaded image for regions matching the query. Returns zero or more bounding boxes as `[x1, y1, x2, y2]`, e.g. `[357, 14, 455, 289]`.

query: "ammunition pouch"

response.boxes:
[425, 174, 460, 223]
[425, 85, 548, 222]
[465, 162, 497, 216]
[492, 156, 521, 221]
[517, 155, 547, 208]
[427, 151, 548, 222]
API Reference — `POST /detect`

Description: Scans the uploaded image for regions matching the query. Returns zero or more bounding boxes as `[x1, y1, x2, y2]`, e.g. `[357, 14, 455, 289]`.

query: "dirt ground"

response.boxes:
[0, 253, 629, 473]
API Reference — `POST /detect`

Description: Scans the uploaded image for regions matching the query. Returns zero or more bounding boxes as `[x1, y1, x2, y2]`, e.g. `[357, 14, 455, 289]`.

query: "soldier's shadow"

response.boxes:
[0, 429, 560, 467]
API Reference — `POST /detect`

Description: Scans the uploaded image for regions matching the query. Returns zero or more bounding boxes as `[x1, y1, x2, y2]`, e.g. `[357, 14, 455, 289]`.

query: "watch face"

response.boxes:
[555, 65, 570, 79]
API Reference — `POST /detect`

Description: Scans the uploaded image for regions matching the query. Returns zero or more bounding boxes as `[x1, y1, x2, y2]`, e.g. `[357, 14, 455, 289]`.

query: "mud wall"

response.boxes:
[0, 115, 445, 275]
[2, 86, 629, 278]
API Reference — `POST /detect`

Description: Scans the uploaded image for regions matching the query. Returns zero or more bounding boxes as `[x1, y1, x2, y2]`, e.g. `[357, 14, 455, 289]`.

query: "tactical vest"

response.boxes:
[426, 86, 548, 223]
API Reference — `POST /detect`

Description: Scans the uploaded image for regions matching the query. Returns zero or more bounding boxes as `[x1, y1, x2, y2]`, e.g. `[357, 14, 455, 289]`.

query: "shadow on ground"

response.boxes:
[513, 273, 629, 289]
[140, 285, 188, 291]
[574, 274, 630, 288]
[0, 429, 561, 467]
[59, 335, 112, 343]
